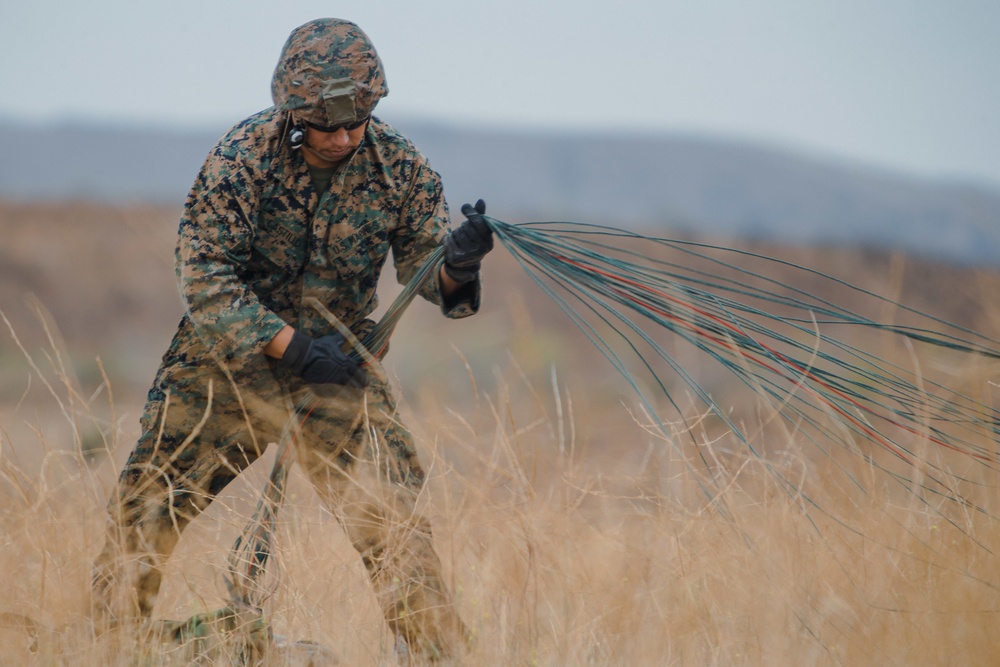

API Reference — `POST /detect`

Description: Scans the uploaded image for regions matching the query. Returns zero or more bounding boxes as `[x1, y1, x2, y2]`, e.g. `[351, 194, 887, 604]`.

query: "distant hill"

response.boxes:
[2, 116, 999, 266]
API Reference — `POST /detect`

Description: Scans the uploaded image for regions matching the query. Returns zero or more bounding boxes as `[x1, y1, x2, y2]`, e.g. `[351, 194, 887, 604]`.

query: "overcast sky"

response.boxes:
[2, 1, 998, 189]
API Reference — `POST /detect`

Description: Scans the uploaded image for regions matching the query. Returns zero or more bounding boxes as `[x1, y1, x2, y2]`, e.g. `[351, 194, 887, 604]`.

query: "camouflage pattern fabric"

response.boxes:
[169, 108, 478, 379]
[94, 359, 466, 658]
[272, 18, 388, 128]
[94, 60, 476, 659]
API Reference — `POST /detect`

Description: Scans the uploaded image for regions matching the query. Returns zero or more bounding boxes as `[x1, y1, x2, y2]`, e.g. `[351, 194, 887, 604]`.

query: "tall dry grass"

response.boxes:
[2, 296, 1000, 666]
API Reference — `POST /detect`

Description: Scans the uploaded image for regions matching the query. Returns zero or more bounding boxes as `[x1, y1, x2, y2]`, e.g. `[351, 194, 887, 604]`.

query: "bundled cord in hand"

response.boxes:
[229, 213, 1000, 609]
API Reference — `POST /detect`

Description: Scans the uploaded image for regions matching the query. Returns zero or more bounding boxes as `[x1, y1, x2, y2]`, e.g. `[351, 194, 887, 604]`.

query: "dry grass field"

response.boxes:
[3, 201, 1000, 665]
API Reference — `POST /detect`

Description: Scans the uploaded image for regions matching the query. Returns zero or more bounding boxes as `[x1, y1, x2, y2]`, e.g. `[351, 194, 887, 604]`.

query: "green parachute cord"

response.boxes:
[229, 216, 1000, 609]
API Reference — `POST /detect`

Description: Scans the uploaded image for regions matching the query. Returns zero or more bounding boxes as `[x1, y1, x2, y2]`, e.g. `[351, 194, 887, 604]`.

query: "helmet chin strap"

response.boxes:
[289, 115, 331, 163]
[300, 141, 344, 166]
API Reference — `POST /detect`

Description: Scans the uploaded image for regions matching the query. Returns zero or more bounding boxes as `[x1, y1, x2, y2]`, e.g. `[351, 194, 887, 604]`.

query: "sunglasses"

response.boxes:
[305, 116, 371, 133]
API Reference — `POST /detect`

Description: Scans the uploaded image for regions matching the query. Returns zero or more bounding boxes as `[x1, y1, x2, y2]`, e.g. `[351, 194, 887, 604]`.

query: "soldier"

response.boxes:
[92, 18, 492, 660]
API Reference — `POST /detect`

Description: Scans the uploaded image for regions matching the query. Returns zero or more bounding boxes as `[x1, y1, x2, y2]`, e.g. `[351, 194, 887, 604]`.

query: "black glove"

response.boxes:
[279, 331, 367, 391]
[443, 199, 494, 285]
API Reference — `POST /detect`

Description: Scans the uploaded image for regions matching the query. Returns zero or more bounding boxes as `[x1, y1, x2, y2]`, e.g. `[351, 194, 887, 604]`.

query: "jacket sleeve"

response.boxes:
[176, 152, 288, 374]
[391, 160, 481, 318]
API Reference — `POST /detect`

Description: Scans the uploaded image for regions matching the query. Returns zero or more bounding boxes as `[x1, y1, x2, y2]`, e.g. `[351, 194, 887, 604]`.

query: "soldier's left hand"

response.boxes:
[443, 199, 493, 284]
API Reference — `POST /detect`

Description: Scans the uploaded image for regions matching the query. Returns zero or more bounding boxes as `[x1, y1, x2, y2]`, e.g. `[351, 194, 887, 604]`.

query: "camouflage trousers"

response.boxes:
[92, 357, 466, 659]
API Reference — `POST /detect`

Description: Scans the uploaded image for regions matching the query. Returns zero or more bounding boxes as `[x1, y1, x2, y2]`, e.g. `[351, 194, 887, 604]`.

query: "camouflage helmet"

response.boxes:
[271, 19, 388, 127]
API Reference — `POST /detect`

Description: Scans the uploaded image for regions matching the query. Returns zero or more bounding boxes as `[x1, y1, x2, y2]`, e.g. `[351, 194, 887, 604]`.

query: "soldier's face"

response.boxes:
[302, 122, 368, 168]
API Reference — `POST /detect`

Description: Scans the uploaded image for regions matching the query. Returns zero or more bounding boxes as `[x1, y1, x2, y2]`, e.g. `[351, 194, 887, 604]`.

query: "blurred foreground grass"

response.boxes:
[3, 201, 1000, 664]
[2, 325, 999, 666]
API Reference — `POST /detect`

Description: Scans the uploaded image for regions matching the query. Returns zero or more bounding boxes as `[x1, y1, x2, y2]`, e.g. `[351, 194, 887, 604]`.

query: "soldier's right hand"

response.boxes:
[279, 331, 368, 390]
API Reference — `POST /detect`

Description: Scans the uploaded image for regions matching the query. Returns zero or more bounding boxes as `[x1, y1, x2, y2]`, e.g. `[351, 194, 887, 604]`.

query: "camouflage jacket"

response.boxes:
[164, 108, 478, 380]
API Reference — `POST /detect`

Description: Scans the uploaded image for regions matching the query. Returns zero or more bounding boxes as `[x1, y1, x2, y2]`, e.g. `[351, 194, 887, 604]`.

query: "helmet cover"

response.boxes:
[271, 18, 388, 127]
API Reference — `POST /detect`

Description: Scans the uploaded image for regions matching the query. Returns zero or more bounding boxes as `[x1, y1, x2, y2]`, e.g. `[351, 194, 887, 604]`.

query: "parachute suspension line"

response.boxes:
[229, 215, 1000, 607]
[481, 216, 1000, 533]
